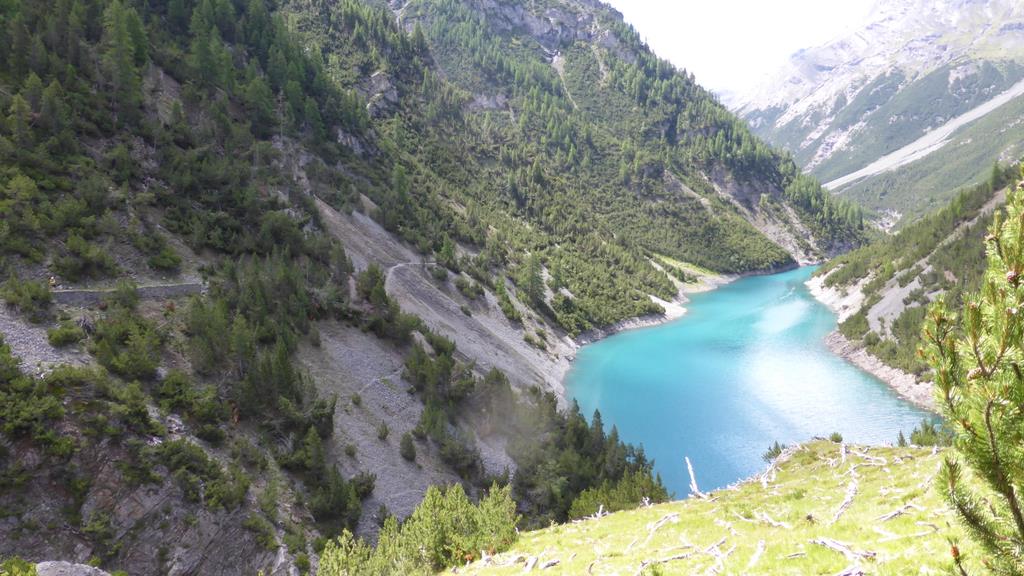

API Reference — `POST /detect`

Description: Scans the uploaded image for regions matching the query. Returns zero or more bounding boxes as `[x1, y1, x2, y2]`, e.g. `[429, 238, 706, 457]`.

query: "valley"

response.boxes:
[566, 266, 930, 497]
[0, 0, 1022, 574]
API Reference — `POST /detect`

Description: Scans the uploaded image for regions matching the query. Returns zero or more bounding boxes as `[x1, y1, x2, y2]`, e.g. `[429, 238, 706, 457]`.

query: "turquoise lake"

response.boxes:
[565, 266, 932, 497]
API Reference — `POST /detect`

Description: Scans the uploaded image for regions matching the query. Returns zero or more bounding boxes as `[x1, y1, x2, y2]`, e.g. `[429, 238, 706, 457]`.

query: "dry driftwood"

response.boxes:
[625, 537, 640, 553]
[573, 504, 608, 524]
[633, 551, 695, 576]
[641, 513, 679, 547]
[702, 544, 736, 576]
[810, 538, 877, 561]
[755, 510, 792, 529]
[835, 565, 866, 576]
[746, 540, 766, 570]
[918, 461, 942, 490]
[876, 502, 925, 522]
[703, 536, 727, 555]
[714, 518, 739, 536]
[540, 559, 559, 570]
[832, 476, 859, 524]
[851, 449, 887, 466]
[687, 457, 706, 498]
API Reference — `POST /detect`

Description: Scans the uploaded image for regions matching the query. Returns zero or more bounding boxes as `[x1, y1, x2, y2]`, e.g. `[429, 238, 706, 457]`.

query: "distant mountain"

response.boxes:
[736, 0, 1024, 225]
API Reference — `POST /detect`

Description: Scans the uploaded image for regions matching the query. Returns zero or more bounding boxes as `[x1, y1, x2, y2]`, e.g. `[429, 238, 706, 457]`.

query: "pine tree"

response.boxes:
[303, 97, 325, 142]
[124, 7, 148, 66]
[7, 95, 33, 148]
[168, 0, 189, 34]
[39, 80, 69, 137]
[101, 0, 142, 124]
[923, 174, 1024, 574]
[22, 73, 44, 112]
[244, 70, 275, 138]
[522, 253, 545, 306]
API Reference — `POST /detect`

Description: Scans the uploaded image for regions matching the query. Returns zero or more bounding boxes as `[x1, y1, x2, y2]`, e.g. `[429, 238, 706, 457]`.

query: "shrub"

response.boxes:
[106, 279, 139, 310]
[455, 276, 483, 300]
[523, 333, 546, 350]
[318, 483, 519, 574]
[157, 370, 194, 413]
[1, 276, 52, 323]
[439, 434, 482, 480]
[0, 340, 68, 451]
[494, 282, 521, 323]
[828, 432, 843, 443]
[568, 469, 670, 519]
[91, 310, 162, 380]
[400, 432, 416, 462]
[243, 514, 277, 551]
[148, 246, 182, 271]
[47, 322, 85, 346]
[377, 422, 389, 441]
[922, 184, 1024, 573]
[908, 419, 951, 447]
[309, 468, 362, 530]
[0, 557, 37, 576]
[156, 440, 248, 510]
[762, 441, 786, 463]
[53, 234, 118, 281]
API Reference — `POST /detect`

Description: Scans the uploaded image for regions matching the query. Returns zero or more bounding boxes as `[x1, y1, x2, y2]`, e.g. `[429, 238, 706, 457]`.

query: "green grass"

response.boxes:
[652, 253, 719, 280]
[455, 441, 976, 575]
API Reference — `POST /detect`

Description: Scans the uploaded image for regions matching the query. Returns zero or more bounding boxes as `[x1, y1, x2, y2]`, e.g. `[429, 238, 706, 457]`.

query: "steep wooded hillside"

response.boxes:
[0, 0, 863, 573]
[809, 164, 1021, 401]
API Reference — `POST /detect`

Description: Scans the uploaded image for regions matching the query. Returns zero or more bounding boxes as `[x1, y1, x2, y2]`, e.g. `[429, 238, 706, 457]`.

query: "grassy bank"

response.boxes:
[455, 441, 971, 574]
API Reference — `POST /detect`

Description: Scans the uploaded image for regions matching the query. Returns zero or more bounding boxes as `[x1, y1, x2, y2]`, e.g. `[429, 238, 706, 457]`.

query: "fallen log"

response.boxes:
[832, 477, 859, 524]
[811, 538, 876, 561]
[756, 511, 792, 529]
[633, 551, 695, 576]
[746, 540, 766, 570]
[876, 502, 925, 522]
[687, 457, 705, 498]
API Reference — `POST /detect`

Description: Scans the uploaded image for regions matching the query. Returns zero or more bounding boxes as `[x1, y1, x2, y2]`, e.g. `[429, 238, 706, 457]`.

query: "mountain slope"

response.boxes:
[0, 0, 866, 572]
[807, 165, 1020, 402]
[737, 0, 1024, 224]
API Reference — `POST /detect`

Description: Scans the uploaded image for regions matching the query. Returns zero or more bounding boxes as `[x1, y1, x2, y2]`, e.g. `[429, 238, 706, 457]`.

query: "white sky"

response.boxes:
[604, 0, 876, 96]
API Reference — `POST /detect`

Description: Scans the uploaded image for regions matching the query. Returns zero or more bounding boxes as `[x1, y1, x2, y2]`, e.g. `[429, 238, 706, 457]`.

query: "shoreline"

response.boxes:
[569, 260, 798, 350]
[561, 262, 938, 413]
[804, 272, 937, 412]
[572, 261, 803, 348]
[821, 330, 935, 412]
[572, 273, 732, 347]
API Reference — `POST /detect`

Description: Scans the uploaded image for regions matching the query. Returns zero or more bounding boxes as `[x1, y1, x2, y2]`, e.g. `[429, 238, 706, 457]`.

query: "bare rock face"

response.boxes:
[35, 562, 111, 576]
[736, 0, 1024, 193]
[363, 71, 400, 118]
[0, 435, 288, 576]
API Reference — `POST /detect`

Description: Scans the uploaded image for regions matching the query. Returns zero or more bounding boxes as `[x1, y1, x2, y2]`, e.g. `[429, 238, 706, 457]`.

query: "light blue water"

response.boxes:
[565, 266, 932, 497]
